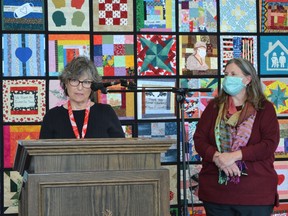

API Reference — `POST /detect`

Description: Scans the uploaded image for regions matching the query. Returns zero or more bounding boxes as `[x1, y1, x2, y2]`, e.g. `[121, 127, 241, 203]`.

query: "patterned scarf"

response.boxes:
[215, 97, 256, 184]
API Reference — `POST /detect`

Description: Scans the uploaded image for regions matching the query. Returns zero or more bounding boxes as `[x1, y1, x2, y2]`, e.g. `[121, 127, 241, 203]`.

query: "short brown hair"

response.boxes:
[59, 56, 102, 96]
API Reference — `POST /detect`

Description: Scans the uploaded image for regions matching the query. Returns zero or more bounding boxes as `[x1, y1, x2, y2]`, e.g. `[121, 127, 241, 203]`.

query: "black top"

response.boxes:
[39, 103, 125, 139]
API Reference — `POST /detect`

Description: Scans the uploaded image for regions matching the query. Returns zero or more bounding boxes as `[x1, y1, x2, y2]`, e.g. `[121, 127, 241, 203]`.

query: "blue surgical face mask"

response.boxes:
[198, 48, 206, 58]
[222, 76, 246, 96]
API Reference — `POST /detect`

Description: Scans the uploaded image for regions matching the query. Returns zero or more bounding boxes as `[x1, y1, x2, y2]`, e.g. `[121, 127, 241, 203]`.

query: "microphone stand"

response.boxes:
[174, 88, 189, 216]
[94, 81, 211, 216]
[93, 79, 211, 94]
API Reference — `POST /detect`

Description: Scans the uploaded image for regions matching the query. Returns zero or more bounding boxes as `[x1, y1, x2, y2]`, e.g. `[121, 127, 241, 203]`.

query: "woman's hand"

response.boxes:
[212, 151, 221, 163]
[214, 151, 242, 170]
[221, 163, 241, 177]
[213, 151, 243, 177]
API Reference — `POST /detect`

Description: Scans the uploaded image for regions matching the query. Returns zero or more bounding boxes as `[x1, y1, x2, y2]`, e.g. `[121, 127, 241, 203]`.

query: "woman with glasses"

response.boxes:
[193, 58, 279, 216]
[39, 56, 125, 139]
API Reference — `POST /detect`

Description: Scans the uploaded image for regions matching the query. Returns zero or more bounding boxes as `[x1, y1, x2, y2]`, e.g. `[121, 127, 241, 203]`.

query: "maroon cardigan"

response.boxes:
[193, 100, 280, 206]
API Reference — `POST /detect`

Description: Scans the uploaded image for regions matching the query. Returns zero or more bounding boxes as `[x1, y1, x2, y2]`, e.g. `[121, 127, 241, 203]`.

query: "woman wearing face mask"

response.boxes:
[193, 58, 279, 216]
[186, 41, 209, 71]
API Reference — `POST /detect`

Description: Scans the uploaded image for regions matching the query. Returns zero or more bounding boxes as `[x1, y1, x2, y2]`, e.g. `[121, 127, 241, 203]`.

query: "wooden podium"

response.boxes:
[13, 138, 174, 216]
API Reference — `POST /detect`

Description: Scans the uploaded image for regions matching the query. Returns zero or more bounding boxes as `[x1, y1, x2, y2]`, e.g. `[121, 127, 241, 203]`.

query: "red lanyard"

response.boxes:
[68, 99, 91, 139]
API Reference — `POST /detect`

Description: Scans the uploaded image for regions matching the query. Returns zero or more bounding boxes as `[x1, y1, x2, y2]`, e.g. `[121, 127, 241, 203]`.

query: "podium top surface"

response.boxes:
[16, 137, 174, 154]
[13, 138, 175, 174]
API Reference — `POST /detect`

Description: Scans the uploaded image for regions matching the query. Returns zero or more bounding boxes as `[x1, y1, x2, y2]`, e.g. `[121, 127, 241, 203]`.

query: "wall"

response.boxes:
[1, 0, 288, 215]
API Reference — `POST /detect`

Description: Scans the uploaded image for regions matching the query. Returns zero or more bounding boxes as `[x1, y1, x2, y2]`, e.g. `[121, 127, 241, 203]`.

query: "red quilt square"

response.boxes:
[121, 11, 127, 18]
[99, 18, 106, 25]
[98, 3, 105, 10]
[106, 11, 113, 18]
[104, 67, 115, 76]
[113, 18, 120, 25]
[113, 3, 120, 10]
[114, 44, 125, 55]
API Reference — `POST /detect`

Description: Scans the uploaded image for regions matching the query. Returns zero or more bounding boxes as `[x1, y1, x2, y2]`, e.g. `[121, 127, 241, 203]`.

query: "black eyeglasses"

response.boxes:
[68, 79, 93, 89]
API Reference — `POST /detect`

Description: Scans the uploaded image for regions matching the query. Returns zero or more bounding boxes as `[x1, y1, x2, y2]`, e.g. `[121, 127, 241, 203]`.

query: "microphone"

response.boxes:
[120, 79, 137, 90]
[172, 87, 213, 93]
[91, 81, 120, 93]
[102, 81, 120, 87]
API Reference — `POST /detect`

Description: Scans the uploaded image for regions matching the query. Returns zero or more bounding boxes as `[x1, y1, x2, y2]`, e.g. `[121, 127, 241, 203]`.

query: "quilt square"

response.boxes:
[275, 119, 288, 159]
[136, 0, 176, 32]
[179, 78, 218, 119]
[97, 81, 135, 119]
[260, 0, 288, 33]
[48, 34, 90, 76]
[49, 80, 67, 109]
[188, 206, 206, 215]
[3, 171, 22, 214]
[220, 35, 257, 73]
[178, 0, 217, 32]
[180, 35, 218, 75]
[182, 121, 201, 162]
[3, 80, 46, 122]
[272, 202, 288, 215]
[260, 36, 288, 75]
[274, 161, 288, 200]
[93, 35, 134, 76]
[2, 34, 46, 77]
[122, 124, 133, 138]
[261, 78, 288, 117]
[164, 165, 178, 205]
[114, 56, 126, 67]
[4, 125, 41, 168]
[219, 0, 256, 32]
[47, 0, 90, 31]
[1, 0, 45, 31]
[137, 79, 176, 119]
[138, 122, 177, 163]
[93, 0, 133, 31]
[180, 164, 202, 204]
[170, 208, 179, 216]
[137, 34, 177, 76]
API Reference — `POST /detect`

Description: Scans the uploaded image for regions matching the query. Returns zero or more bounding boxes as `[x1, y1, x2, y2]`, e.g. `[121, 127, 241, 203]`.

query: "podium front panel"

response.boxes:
[14, 138, 174, 216]
[20, 169, 169, 216]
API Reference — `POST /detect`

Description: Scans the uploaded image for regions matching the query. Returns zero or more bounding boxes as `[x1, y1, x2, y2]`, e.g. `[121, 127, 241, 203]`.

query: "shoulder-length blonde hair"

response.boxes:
[214, 58, 266, 110]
